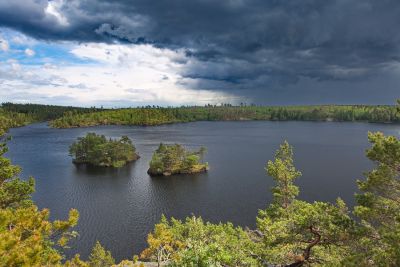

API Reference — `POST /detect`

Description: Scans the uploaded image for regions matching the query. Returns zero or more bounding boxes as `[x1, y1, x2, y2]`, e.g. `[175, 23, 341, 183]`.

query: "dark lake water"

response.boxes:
[6, 121, 400, 261]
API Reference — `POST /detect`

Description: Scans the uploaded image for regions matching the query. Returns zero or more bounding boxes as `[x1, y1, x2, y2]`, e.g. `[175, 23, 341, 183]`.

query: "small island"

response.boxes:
[69, 133, 139, 168]
[148, 143, 208, 176]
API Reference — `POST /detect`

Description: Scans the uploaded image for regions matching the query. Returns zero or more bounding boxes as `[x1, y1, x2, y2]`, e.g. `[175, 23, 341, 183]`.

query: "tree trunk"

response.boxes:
[284, 226, 321, 267]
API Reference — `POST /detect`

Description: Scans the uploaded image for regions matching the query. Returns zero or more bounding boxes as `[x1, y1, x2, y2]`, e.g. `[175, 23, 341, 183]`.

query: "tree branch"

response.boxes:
[284, 226, 321, 267]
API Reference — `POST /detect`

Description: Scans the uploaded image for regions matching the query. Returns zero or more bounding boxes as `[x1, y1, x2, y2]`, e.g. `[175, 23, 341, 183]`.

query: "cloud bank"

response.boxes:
[1, 0, 400, 105]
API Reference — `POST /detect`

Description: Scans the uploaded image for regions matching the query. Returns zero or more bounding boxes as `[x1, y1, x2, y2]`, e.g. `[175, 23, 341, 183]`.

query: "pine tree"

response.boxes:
[352, 132, 400, 265]
[266, 141, 301, 208]
[0, 142, 80, 266]
[257, 141, 354, 266]
[0, 141, 34, 209]
[88, 241, 115, 267]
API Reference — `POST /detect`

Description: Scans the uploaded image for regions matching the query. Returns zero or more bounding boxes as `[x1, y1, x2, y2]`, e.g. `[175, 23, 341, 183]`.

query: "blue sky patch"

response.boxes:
[0, 27, 95, 66]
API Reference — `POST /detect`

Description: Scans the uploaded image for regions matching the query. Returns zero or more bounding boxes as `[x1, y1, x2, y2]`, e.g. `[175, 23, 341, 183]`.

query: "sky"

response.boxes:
[0, 0, 400, 107]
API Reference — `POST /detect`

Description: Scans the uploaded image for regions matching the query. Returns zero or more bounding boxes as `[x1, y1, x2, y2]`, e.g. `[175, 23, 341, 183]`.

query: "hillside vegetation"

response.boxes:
[50, 105, 400, 128]
[0, 103, 98, 136]
[2, 103, 400, 134]
[2, 102, 101, 121]
[0, 108, 35, 136]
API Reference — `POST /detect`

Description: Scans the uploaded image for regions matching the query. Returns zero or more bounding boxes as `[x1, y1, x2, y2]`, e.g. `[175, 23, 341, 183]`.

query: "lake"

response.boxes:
[6, 121, 400, 261]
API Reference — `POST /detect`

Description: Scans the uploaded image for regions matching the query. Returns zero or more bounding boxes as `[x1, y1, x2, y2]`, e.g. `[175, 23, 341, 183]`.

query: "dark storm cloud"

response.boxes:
[1, 0, 400, 97]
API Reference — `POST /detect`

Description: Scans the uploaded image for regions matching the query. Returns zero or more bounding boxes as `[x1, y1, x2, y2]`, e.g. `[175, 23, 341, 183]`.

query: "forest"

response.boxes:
[0, 103, 95, 136]
[69, 133, 139, 168]
[0, 108, 35, 136]
[148, 144, 208, 176]
[1, 102, 101, 121]
[50, 104, 400, 128]
[2, 103, 400, 133]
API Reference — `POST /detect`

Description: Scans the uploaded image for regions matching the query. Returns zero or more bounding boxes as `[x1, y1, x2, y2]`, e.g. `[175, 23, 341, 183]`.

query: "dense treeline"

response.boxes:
[50, 104, 400, 128]
[2, 102, 100, 121]
[69, 133, 139, 168]
[148, 144, 208, 176]
[0, 108, 35, 136]
[0, 102, 100, 136]
[2, 103, 400, 133]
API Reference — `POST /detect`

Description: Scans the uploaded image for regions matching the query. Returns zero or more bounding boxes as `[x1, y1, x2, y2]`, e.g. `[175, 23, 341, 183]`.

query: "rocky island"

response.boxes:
[148, 143, 208, 176]
[69, 133, 139, 168]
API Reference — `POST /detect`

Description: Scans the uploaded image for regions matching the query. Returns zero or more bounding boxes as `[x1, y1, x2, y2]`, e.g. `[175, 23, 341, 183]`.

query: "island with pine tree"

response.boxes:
[69, 133, 139, 168]
[148, 143, 208, 176]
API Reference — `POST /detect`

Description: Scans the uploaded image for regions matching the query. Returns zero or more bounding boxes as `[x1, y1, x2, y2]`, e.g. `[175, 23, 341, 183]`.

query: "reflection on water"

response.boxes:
[6, 121, 400, 261]
[73, 162, 135, 177]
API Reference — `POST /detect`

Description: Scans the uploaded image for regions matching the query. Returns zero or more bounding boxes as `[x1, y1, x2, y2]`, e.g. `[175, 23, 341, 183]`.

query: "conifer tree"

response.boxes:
[257, 141, 354, 266]
[0, 141, 80, 266]
[351, 132, 400, 265]
[88, 241, 115, 267]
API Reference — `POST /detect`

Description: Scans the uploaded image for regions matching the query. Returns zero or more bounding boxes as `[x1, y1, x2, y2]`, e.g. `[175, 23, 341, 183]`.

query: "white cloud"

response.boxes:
[7, 59, 21, 72]
[0, 37, 9, 51]
[43, 63, 57, 69]
[24, 48, 35, 56]
[12, 32, 37, 46]
[1, 42, 238, 106]
[45, 0, 69, 27]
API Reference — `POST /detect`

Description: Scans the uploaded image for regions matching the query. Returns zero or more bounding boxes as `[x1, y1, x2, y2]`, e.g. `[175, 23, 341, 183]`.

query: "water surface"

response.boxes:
[6, 121, 400, 261]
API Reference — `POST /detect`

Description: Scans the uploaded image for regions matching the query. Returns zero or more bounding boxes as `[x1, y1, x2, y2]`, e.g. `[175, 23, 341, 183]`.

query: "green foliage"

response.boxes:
[266, 141, 301, 208]
[140, 135, 400, 266]
[0, 144, 79, 266]
[2, 100, 400, 266]
[2, 102, 99, 121]
[64, 254, 90, 267]
[2, 102, 400, 135]
[351, 132, 400, 265]
[0, 141, 80, 266]
[140, 215, 185, 264]
[0, 142, 35, 209]
[0, 206, 79, 267]
[141, 215, 258, 267]
[0, 102, 101, 136]
[257, 199, 355, 266]
[0, 108, 35, 136]
[257, 142, 355, 266]
[50, 105, 400, 129]
[69, 133, 139, 168]
[88, 241, 115, 267]
[148, 144, 208, 176]
[397, 99, 400, 115]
